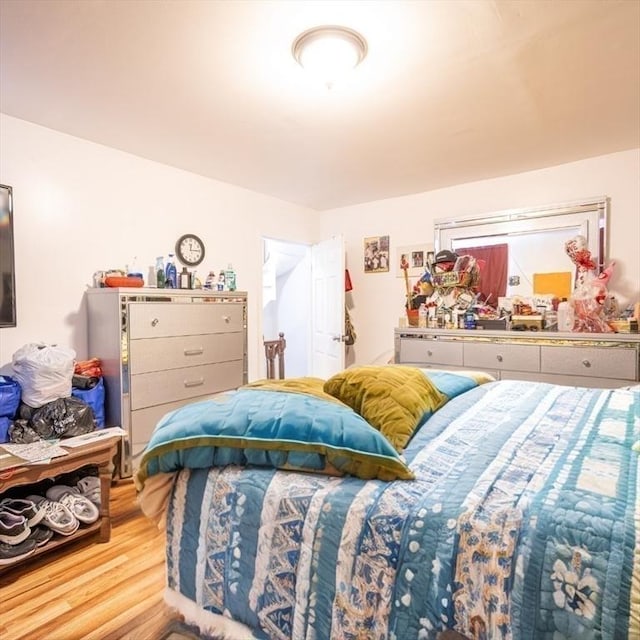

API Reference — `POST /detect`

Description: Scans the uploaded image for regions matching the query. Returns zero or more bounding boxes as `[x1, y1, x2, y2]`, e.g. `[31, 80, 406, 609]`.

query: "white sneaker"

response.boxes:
[46, 485, 100, 524]
[76, 476, 101, 507]
[26, 495, 79, 536]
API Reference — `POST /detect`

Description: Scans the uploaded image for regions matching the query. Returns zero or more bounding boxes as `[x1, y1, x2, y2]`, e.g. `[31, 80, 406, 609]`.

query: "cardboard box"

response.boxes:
[511, 314, 544, 330]
[476, 318, 508, 330]
[609, 319, 639, 333]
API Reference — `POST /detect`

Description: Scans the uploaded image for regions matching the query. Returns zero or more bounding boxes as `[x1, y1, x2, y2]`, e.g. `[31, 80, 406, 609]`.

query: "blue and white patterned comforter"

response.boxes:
[162, 380, 639, 639]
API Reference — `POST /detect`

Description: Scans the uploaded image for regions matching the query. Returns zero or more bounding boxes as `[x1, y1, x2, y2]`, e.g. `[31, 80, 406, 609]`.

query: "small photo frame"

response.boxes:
[364, 235, 390, 273]
[397, 243, 434, 278]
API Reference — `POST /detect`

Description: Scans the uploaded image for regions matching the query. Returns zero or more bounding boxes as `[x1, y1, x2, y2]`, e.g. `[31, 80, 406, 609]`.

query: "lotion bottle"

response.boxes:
[557, 298, 573, 332]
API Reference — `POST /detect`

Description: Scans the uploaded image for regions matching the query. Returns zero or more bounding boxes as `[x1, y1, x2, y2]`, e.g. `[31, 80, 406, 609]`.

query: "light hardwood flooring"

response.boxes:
[0, 479, 180, 640]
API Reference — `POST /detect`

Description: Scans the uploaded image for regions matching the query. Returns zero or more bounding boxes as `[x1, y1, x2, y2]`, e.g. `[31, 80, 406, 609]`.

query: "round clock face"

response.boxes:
[176, 233, 205, 266]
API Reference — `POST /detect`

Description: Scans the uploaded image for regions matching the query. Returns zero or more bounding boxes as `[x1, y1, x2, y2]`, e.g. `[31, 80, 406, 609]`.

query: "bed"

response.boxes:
[136, 366, 639, 640]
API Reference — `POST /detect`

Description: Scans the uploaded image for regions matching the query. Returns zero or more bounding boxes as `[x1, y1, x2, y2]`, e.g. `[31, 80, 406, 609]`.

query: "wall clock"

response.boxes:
[175, 233, 205, 267]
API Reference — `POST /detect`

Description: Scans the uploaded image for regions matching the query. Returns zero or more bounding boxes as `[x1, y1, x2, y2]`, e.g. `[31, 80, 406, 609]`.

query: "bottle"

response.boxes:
[165, 254, 177, 288]
[156, 257, 166, 289]
[147, 265, 157, 288]
[217, 269, 226, 291]
[464, 310, 476, 330]
[204, 271, 216, 290]
[127, 256, 143, 280]
[557, 298, 573, 332]
[418, 303, 428, 328]
[225, 263, 237, 291]
[179, 266, 191, 289]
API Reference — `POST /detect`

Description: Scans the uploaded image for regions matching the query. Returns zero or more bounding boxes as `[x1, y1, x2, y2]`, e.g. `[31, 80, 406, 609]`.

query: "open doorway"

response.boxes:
[262, 237, 312, 378]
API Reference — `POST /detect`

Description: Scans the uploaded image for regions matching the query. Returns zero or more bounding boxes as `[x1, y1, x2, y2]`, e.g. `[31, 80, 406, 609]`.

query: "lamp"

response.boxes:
[292, 25, 367, 88]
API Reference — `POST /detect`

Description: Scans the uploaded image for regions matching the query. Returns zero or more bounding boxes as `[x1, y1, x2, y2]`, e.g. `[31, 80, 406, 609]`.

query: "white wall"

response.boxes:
[2, 115, 637, 375]
[319, 149, 640, 366]
[0, 114, 319, 376]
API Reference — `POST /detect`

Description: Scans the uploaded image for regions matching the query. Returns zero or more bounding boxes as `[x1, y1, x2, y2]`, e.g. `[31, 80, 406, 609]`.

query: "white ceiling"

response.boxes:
[1, 0, 639, 211]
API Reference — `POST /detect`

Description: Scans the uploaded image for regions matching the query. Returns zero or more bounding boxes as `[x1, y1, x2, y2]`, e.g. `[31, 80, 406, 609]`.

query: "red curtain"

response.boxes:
[456, 244, 508, 305]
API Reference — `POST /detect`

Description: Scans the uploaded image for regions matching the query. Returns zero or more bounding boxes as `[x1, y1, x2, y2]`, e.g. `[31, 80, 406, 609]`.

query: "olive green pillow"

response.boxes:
[323, 365, 446, 452]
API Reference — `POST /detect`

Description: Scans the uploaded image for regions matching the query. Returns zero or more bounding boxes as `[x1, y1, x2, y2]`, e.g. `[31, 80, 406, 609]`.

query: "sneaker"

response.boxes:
[0, 498, 45, 527]
[26, 525, 54, 547]
[0, 538, 37, 565]
[0, 511, 31, 545]
[46, 485, 100, 524]
[76, 476, 101, 507]
[26, 495, 79, 536]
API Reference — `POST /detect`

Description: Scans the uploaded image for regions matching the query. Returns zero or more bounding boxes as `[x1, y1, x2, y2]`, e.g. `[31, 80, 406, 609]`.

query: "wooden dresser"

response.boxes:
[395, 328, 640, 388]
[87, 288, 248, 477]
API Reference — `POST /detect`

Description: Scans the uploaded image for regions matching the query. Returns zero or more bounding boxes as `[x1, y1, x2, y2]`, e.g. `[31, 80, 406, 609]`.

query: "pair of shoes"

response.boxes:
[26, 495, 79, 536]
[0, 510, 30, 545]
[46, 485, 100, 524]
[0, 497, 45, 527]
[0, 538, 37, 565]
[76, 475, 101, 508]
[27, 526, 54, 547]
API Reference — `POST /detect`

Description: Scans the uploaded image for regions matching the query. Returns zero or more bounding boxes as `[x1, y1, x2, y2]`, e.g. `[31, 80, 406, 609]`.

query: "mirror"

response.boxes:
[434, 197, 608, 307]
[0, 184, 16, 327]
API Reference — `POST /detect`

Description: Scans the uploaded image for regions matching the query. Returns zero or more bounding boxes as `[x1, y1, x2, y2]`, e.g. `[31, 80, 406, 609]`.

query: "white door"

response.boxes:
[311, 235, 345, 377]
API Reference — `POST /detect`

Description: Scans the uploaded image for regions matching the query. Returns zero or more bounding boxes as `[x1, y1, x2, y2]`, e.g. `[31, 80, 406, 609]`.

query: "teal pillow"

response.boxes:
[136, 389, 414, 489]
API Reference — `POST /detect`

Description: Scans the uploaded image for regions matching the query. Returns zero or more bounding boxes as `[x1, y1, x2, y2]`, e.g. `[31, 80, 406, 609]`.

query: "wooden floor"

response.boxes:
[0, 479, 180, 640]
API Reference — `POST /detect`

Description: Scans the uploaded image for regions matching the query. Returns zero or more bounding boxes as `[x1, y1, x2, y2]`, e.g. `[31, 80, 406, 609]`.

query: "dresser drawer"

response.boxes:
[541, 345, 638, 380]
[398, 338, 463, 366]
[130, 392, 231, 446]
[130, 360, 244, 410]
[464, 342, 540, 373]
[128, 302, 244, 339]
[129, 332, 245, 374]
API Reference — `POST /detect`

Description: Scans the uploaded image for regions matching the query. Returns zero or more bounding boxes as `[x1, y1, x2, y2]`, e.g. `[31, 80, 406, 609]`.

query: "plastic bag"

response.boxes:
[12, 343, 76, 408]
[72, 377, 105, 427]
[8, 419, 41, 444]
[0, 416, 10, 443]
[0, 375, 21, 418]
[30, 397, 96, 439]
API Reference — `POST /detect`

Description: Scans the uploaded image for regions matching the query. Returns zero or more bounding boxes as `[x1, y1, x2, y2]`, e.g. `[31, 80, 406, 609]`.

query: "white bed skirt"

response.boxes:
[164, 587, 259, 640]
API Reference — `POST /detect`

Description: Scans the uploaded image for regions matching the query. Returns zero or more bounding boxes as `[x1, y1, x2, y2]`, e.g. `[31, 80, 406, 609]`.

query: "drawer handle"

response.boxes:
[151, 318, 159, 327]
[581, 359, 591, 368]
[496, 354, 503, 362]
[184, 378, 205, 388]
[184, 348, 204, 356]
[222, 315, 231, 323]
[427, 350, 433, 357]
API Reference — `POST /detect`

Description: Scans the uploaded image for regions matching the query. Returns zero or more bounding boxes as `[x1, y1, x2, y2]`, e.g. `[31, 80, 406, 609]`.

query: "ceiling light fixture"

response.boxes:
[292, 25, 368, 88]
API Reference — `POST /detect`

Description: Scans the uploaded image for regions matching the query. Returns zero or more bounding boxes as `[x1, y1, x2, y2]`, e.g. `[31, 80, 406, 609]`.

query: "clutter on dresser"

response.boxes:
[91, 247, 238, 292]
[401, 235, 638, 333]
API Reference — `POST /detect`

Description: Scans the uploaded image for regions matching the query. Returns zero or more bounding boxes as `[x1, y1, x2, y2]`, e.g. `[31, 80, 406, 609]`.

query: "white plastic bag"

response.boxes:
[11, 343, 76, 408]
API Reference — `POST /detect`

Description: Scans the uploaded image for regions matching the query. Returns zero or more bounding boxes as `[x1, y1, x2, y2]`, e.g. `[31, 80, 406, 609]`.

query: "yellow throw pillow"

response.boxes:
[243, 377, 346, 406]
[324, 365, 446, 452]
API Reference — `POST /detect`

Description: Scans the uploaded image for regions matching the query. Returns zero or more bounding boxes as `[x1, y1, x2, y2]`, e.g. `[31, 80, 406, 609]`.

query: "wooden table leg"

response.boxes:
[98, 457, 114, 542]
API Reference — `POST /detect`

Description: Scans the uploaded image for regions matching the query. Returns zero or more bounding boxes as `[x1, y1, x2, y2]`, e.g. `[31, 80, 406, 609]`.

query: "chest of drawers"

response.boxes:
[395, 328, 640, 388]
[87, 288, 247, 477]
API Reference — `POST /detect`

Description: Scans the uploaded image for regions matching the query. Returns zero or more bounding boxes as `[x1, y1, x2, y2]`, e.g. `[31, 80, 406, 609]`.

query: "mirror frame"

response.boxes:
[434, 197, 608, 284]
[0, 184, 16, 328]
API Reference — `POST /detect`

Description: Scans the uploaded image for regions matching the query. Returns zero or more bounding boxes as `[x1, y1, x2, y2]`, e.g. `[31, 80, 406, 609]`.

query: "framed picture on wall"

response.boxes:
[0, 184, 16, 328]
[364, 235, 390, 273]
[396, 243, 434, 278]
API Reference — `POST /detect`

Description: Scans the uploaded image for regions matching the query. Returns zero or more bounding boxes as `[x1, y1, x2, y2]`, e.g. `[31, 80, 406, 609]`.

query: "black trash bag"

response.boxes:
[8, 419, 42, 444]
[18, 402, 35, 421]
[30, 397, 96, 439]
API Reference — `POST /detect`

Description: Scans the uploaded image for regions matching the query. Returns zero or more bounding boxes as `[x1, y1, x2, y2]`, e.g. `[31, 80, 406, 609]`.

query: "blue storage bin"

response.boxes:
[0, 375, 21, 419]
[71, 377, 105, 428]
